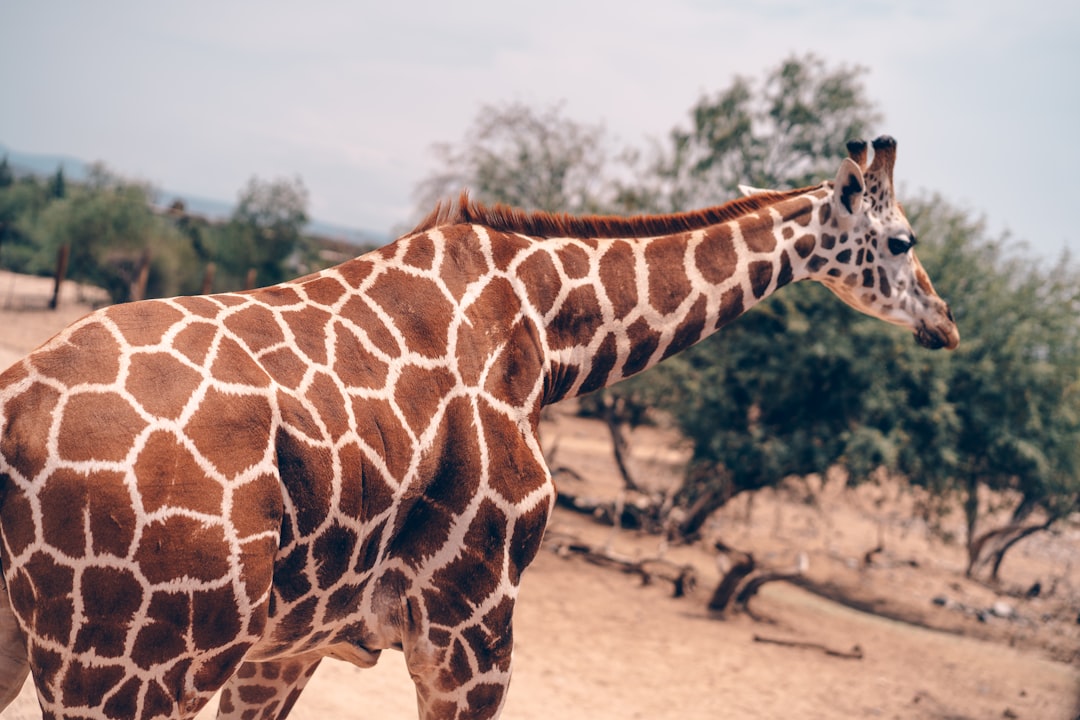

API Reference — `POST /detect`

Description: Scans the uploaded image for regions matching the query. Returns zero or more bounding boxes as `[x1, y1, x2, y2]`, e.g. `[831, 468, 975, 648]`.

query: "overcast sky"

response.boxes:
[2, 1, 1077, 257]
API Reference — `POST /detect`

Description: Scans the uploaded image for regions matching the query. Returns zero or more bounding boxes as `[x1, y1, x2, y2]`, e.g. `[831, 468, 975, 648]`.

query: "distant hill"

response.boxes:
[0, 143, 389, 248]
[1, 144, 92, 182]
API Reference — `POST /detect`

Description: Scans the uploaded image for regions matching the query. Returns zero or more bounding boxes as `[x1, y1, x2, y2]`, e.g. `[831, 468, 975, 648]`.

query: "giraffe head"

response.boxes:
[800, 136, 959, 350]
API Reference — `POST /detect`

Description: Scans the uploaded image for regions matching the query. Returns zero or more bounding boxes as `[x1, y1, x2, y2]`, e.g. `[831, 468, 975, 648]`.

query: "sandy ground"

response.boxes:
[2, 269, 1079, 719]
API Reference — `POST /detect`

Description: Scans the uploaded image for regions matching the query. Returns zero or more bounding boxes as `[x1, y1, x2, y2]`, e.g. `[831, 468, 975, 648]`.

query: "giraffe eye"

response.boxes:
[888, 236, 915, 255]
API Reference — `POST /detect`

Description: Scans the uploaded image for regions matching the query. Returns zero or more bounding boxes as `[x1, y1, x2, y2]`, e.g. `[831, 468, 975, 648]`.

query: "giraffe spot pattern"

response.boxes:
[370, 270, 454, 359]
[695, 225, 738, 284]
[1, 379, 59, 479]
[224, 303, 286, 354]
[75, 567, 143, 657]
[30, 323, 121, 386]
[136, 431, 223, 515]
[794, 234, 816, 258]
[58, 391, 147, 463]
[748, 260, 774, 299]
[599, 241, 638, 319]
[126, 352, 204, 419]
[715, 285, 745, 330]
[646, 235, 693, 315]
[185, 389, 272, 476]
[212, 336, 272, 386]
[134, 516, 231, 584]
[547, 285, 604, 351]
[737, 213, 777, 253]
[622, 318, 662, 377]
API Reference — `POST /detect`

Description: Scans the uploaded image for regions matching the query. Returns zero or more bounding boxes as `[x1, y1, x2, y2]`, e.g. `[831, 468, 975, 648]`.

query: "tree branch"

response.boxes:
[752, 634, 863, 660]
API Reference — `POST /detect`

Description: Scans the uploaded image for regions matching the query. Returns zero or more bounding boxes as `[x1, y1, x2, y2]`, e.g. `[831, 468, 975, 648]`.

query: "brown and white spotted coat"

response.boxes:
[0, 136, 957, 720]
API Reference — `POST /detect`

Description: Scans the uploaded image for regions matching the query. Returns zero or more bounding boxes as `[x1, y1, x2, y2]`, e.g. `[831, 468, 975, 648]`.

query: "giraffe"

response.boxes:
[0, 136, 957, 719]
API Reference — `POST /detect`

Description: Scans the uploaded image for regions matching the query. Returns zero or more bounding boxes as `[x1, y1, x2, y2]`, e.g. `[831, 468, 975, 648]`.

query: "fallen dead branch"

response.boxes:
[707, 544, 756, 612]
[708, 541, 809, 617]
[752, 634, 864, 660]
[552, 475, 668, 532]
[862, 543, 884, 567]
[545, 533, 697, 598]
[545, 423, 672, 534]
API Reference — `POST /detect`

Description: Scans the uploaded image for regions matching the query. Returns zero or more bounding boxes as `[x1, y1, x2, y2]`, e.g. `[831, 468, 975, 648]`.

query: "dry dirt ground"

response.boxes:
[2, 269, 1078, 719]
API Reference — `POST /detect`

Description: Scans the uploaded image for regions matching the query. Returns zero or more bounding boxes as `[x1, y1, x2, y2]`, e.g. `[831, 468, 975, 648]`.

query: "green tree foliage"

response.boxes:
[649, 195, 1080, 558]
[34, 166, 197, 302]
[224, 175, 310, 287]
[416, 55, 1079, 575]
[0, 156, 12, 188]
[620, 54, 881, 214]
[0, 177, 50, 273]
[414, 101, 620, 215]
[48, 166, 67, 200]
[0, 163, 325, 299]
[899, 199, 1080, 575]
[637, 283, 907, 536]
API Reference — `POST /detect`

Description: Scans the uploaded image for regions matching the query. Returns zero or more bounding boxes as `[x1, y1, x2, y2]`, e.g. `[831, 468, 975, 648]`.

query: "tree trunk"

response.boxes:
[962, 476, 981, 577]
[601, 395, 643, 493]
[49, 244, 69, 310]
[988, 519, 1055, 581]
[130, 249, 151, 302]
[677, 481, 732, 540]
[201, 262, 216, 295]
[966, 517, 1056, 581]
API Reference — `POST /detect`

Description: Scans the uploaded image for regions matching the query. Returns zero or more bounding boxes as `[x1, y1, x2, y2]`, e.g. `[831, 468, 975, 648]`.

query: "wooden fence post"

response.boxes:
[49, 244, 70, 310]
[130, 249, 151, 302]
[201, 262, 216, 295]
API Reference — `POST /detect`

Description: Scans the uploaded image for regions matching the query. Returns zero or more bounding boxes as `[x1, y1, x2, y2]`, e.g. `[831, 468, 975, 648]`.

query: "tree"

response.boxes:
[411, 57, 1080, 580]
[36, 167, 196, 303]
[48, 166, 67, 200]
[0, 175, 55, 275]
[417, 55, 888, 537]
[588, 55, 886, 537]
[620, 54, 881, 214]
[649, 193, 1080, 569]
[0, 156, 12, 188]
[414, 101, 623, 216]
[227, 175, 310, 287]
[897, 197, 1080, 579]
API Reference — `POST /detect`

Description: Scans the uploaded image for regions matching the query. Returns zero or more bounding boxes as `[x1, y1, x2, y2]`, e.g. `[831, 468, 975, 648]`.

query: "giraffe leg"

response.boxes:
[406, 631, 514, 720]
[216, 654, 322, 720]
[0, 576, 30, 712]
[401, 592, 517, 720]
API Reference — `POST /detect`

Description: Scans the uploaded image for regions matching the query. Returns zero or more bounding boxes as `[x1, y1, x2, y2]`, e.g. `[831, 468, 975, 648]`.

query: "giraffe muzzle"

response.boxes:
[914, 318, 960, 351]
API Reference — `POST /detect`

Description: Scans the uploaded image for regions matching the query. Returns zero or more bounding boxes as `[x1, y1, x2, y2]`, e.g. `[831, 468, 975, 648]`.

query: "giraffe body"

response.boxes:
[0, 138, 957, 719]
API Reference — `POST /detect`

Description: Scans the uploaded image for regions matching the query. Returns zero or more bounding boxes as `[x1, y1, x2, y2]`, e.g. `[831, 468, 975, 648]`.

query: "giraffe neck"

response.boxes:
[531, 188, 829, 403]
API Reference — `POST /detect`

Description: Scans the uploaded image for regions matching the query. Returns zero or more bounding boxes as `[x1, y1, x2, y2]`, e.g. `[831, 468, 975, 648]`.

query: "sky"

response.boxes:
[1, 1, 1078, 257]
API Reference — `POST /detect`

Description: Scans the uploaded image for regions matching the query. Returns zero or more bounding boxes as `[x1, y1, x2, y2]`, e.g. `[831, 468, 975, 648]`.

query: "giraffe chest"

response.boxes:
[253, 393, 555, 662]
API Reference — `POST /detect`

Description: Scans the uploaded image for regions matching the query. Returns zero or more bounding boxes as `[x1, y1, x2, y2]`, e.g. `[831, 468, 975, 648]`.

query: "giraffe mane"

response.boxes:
[412, 187, 821, 239]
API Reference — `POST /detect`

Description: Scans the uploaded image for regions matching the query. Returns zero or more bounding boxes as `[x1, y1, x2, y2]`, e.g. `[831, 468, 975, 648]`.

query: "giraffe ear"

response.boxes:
[832, 157, 865, 221]
[738, 184, 770, 197]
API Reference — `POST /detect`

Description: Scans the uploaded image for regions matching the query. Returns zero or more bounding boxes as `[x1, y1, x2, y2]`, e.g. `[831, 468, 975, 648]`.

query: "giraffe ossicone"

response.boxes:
[0, 136, 957, 719]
